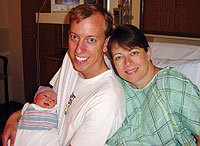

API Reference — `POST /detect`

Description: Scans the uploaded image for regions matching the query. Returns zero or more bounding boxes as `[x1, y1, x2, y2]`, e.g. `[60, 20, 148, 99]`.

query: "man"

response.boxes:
[2, 4, 126, 146]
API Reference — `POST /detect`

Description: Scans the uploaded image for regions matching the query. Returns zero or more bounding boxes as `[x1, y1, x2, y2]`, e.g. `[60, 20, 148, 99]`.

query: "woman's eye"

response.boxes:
[88, 38, 96, 43]
[43, 95, 47, 97]
[131, 51, 138, 56]
[114, 56, 122, 60]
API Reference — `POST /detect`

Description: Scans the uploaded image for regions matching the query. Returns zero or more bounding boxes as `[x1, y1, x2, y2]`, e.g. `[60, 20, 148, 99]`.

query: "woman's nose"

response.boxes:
[124, 57, 132, 66]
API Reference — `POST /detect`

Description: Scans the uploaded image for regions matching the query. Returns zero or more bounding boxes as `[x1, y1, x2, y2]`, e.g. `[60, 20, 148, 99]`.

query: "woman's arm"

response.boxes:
[1, 110, 21, 146]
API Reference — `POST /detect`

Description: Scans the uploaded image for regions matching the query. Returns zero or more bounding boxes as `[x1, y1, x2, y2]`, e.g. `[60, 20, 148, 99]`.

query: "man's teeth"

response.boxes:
[76, 56, 88, 61]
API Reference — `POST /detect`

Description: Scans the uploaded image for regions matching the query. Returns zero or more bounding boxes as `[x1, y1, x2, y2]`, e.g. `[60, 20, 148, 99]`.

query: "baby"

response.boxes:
[11, 86, 59, 146]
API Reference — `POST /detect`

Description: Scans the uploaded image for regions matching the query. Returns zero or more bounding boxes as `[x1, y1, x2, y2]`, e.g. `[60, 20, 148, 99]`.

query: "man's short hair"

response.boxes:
[69, 4, 113, 39]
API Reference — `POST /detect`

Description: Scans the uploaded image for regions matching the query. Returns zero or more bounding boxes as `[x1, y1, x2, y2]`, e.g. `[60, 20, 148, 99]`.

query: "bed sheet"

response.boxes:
[149, 42, 200, 60]
[150, 42, 200, 89]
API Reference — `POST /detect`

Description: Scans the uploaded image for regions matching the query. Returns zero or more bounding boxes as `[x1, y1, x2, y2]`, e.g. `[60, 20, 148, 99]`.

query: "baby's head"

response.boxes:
[34, 86, 57, 109]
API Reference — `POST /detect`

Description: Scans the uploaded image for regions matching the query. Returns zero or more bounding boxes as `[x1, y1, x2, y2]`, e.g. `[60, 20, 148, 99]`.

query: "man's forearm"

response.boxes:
[14, 109, 22, 121]
[193, 134, 200, 146]
[1, 109, 22, 146]
[196, 135, 200, 146]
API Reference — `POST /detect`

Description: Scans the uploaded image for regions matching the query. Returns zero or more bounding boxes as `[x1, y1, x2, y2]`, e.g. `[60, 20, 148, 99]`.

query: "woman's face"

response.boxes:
[112, 43, 152, 89]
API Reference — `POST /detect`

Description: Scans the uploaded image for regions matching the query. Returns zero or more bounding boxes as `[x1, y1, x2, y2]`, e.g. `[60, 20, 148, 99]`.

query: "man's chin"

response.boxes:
[73, 64, 86, 73]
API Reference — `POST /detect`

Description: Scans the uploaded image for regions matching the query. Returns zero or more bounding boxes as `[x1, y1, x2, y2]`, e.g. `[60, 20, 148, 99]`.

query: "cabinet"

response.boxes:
[38, 24, 67, 86]
[21, 0, 65, 102]
[140, 0, 200, 38]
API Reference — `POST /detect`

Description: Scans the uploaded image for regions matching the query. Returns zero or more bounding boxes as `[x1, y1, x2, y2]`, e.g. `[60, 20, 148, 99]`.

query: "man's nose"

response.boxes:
[75, 40, 85, 54]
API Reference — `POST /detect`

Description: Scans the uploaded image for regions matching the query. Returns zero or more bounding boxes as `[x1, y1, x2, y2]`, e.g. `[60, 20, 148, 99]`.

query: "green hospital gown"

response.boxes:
[107, 67, 200, 146]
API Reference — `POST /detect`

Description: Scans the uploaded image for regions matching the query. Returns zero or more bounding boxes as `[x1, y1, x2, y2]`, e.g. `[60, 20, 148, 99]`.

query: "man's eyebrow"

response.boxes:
[68, 31, 74, 34]
[87, 35, 98, 38]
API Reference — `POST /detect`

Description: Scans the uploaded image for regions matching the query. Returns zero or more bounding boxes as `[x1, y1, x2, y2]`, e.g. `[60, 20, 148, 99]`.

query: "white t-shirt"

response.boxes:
[50, 53, 126, 146]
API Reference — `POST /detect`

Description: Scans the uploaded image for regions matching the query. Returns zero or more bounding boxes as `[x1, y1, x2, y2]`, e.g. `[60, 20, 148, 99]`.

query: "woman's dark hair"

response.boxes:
[108, 24, 149, 59]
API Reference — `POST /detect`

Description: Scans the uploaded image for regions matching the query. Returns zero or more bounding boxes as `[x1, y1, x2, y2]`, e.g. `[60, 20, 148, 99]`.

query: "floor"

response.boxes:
[0, 101, 23, 146]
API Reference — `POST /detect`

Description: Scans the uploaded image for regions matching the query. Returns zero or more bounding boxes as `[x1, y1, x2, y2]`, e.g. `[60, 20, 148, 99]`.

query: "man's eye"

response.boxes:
[71, 34, 78, 40]
[43, 95, 47, 97]
[88, 38, 96, 43]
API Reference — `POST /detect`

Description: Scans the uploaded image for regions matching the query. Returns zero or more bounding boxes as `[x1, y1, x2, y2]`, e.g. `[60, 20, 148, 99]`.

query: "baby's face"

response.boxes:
[34, 90, 57, 109]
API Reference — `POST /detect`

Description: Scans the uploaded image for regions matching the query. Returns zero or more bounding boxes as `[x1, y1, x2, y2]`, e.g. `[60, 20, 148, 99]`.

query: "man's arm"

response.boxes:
[193, 134, 200, 146]
[1, 110, 21, 146]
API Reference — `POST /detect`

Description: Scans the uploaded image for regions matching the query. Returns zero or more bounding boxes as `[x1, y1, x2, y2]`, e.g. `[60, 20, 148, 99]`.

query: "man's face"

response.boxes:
[68, 12, 108, 79]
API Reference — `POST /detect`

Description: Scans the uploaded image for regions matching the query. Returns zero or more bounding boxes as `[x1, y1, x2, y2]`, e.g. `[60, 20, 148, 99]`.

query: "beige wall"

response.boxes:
[131, 0, 140, 27]
[0, 0, 25, 103]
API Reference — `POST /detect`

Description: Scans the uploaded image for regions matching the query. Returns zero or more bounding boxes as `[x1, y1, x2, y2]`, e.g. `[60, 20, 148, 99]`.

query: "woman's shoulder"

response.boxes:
[155, 67, 199, 92]
[156, 67, 190, 82]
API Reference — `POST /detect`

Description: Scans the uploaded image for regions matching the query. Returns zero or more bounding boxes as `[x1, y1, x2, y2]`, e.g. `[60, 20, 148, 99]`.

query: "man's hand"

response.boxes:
[1, 110, 21, 146]
[193, 134, 200, 146]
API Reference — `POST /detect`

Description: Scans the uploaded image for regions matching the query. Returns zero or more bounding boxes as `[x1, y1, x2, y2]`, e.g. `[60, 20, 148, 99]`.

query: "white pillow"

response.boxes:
[149, 42, 200, 60]
[152, 58, 200, 89]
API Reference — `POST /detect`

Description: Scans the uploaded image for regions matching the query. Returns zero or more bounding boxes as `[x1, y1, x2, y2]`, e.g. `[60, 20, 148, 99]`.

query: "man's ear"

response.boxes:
[103, 36, 111, 52]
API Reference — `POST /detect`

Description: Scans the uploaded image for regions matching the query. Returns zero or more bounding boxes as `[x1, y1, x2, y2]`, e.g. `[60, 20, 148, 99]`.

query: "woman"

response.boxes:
[106, 24, 200, 146]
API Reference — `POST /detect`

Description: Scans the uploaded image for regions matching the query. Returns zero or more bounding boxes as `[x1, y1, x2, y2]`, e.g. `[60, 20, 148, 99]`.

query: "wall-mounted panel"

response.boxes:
[140, 0, 200, 38]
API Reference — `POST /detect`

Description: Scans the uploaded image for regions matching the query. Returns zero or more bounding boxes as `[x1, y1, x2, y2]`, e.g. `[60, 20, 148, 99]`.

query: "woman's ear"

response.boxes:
[103, 36, 111, 53]
[147, 47, 151, 61]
